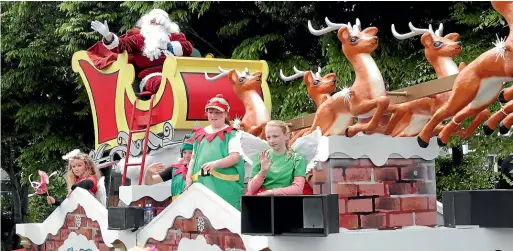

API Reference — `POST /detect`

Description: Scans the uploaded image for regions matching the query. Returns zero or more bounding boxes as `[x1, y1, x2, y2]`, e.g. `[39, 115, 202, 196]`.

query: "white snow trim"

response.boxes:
[436, 201, 444, 215]
[139, 72, 163, 92]
[58, 232, 99, 251]
[119, 183, 172, 206]
[316, 134, 440, 166]
[170, 41, 183, 56]
[136, 183, 268, 251]
[16, 188, 136, 248]
[103, 34, 120, 50]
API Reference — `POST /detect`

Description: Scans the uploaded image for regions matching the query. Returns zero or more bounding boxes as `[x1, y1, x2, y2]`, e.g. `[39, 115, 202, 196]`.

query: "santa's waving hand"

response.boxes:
[91, 20, 111, 41]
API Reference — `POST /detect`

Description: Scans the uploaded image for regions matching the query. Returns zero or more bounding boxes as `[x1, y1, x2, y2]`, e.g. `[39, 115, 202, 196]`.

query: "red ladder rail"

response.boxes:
[121, 91, 156, 186]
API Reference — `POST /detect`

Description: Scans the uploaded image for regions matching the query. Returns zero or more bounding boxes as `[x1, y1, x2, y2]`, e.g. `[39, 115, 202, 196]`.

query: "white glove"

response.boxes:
[90, 20, 110, 38]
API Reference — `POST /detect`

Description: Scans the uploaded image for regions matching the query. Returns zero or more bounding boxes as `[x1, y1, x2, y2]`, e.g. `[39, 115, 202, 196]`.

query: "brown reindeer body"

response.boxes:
[205, 67, 270, 138]
[381, 23, 465, 137]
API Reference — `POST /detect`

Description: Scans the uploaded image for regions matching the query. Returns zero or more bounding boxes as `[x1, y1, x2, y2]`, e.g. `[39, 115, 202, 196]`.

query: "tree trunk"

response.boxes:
[7, 146, 26, 250]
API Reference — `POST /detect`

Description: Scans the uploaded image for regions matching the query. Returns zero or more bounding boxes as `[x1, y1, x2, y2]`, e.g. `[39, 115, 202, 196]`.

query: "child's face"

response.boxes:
[265, 125, 288, 151]
[70, 159, 87, 178]
[182, 150, 193, 163]
[206, 108, 227, 128]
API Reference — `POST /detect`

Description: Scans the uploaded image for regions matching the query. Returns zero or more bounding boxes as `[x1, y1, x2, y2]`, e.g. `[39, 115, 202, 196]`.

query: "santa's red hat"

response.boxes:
[205, 94, 230, 113]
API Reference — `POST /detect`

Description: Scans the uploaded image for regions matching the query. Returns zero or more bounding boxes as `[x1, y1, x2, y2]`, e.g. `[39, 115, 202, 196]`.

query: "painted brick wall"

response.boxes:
[35, 206, 114, 251]
[143, 210, 246, 251]
[130, 196, 173, 217]
[312, 158, 437, 230]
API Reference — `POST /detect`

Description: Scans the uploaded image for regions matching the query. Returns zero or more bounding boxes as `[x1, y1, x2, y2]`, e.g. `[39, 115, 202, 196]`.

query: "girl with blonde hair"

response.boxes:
[245, 120, 307, 195]
[47, 150, 105, 206]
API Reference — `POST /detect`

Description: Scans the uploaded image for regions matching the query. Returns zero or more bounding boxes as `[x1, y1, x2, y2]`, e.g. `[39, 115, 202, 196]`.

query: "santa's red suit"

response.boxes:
[86, 28, 193, 95]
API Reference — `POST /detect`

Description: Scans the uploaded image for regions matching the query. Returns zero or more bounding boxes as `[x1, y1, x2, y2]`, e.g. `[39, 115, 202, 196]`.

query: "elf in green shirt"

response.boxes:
[185, 94, 245, 210]
[145, 134, 194, 200]
[245, 120, 307, 195]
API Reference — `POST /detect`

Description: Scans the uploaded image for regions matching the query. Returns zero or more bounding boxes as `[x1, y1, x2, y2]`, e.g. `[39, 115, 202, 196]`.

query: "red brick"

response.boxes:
[387, 183, 412, 195]
[79, 228, 93, 240]
[182, 218, 198, 232]
[345, 168, 372, 182]
[54, 241, 64, 250]
[347, 199, 373, 213]
[312, 168, 327, 183]
[60, 228, 72, 240]
[374, 168, 399, 182]
[386, 159, 417, 166]
[163, 231, 180, 245]
[335, 184, 358, 197]
[338, 199, 346, 213]
[412, 182, 436, 195]
[65, 215, 75, 227]
[360, 214, 386, 229]
[224, 234, 245, 249]
[415, 211, 437, 226]
[401, 197, 428, 211]
[156, 244, 172, 250]
[400, 166, 428, 181]
[358, 184, 385, 196]
[330, 159, 356, 168]
[339, 214, 359, 229]
[204, 233, 222, 246]
[45, 241, 55, 251]
[358, 159, 376, 167]
[172, 219, 184, 231]
[331, 168, 344, 183]
[375, 197, 400, 212]
[427, 196, 437, 210]
[48, 233, 60, 241]
[389, 213, 414, 227]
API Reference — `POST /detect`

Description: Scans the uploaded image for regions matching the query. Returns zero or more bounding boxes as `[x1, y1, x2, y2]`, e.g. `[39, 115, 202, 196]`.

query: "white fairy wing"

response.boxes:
[291, 126, 323, 165]
[239, 130, 270, 165]
[95, 176, 107, 207]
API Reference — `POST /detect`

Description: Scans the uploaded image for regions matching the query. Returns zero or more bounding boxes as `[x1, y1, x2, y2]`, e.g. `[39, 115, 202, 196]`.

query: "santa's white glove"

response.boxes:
[90, 20, 110, 38]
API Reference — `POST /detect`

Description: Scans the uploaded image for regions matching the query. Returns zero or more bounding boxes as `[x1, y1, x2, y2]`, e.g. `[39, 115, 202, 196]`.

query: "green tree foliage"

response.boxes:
[2, 3, 512, 248]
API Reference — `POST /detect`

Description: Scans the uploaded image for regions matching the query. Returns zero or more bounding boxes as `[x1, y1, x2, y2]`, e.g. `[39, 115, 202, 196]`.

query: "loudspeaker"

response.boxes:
[108, 206, 144, 230]
[443, 189, 513, 228]
[241, 194, 339, 237]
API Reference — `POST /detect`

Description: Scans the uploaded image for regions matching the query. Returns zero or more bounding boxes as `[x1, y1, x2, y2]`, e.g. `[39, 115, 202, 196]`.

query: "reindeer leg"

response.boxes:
[382, 104, 408, 135]
[417, 104, 453, 148]
[485, 101, 513, 134]
[458, 62, 467, 72]
[346, 96, 390, 137]
[498, 86, 513, 104]
[499, 112, 513, 135]
[439, 106, 488, 146]
[459, 108, 491, 138]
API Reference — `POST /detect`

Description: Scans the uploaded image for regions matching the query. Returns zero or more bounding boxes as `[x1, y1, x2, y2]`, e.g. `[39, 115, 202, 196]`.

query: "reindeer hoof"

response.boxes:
[344, 128, 350, 137]
[417, 136, 429, 148]
[437, 137, 447, 147]
[499, 123, 510, 135]
[498, 89, 507, 104]
[482, 123, 495, 136]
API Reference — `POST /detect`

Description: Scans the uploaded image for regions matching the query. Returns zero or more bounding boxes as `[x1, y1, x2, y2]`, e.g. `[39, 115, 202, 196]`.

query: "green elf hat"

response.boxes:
[181, 133, 194, 152]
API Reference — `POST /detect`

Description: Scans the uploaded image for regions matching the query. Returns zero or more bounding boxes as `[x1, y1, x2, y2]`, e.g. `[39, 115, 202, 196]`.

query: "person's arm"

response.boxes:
[71, 179, 94, 191]
[103, 33, 144, 54]
[213, 131, 242, 168]
[246, 155, 266, 195]
[146, 167, 172, 185]
[169, 33, 193, 56]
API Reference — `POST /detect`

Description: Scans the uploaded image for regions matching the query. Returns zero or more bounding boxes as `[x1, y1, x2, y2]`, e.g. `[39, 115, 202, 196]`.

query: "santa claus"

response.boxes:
[89, 9, 193, 96]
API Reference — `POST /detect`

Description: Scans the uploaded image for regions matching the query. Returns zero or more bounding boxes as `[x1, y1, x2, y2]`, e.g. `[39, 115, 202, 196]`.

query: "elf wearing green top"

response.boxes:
[185, 94, 245, 210]
[246, 120, 307, 196]
[145, 134, 194, 200]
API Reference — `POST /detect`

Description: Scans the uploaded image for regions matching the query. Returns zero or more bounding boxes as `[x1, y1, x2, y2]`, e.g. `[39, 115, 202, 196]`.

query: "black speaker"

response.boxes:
[108, 206, 144, 230]
[241, 194, 339, 237]
[443, 189, 513, 228]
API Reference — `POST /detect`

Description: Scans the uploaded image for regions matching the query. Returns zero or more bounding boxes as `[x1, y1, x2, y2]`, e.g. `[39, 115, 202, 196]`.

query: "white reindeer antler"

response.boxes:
[391, 22, 444, 40]
[205, 66, 231, 81]
[308, 17, 350, 36]
[280, 66, 307, 81]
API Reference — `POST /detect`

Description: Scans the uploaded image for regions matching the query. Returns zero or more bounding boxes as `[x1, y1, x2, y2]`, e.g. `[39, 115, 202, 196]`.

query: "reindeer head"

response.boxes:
[205, 67, 263, 94]
[308, 18, 379, 56]
[280, 66, 337, 98]
[392, 22, 463, 59]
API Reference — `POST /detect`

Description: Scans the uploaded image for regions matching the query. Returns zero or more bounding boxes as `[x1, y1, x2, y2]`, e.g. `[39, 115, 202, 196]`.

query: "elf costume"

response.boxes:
[168, 134, 194, 200]
[189, 94, 245, 210]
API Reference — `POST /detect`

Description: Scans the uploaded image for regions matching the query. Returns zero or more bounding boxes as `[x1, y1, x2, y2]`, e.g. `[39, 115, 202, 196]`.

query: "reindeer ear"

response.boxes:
[228, 70, 238, 85]
[304, 71, 314, 85]
[421, 33, 434, 47]
[444, 33, 460, 42]
[324, 73, 336, 81]
[363, 27, 378, 37]
[337, 26, 351, 42]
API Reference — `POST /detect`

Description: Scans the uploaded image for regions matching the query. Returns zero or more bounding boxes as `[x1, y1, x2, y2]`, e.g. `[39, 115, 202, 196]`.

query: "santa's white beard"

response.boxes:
[140, 24, 171, 60]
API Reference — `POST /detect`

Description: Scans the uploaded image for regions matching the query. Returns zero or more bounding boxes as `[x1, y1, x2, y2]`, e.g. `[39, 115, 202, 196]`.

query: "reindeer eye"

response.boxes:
[350, 36, 359, 43]
[332, 78, 337, 83]
[433, 41, 443, 48]
[239, 77, 246, 83]
[313, 80, 321, 86]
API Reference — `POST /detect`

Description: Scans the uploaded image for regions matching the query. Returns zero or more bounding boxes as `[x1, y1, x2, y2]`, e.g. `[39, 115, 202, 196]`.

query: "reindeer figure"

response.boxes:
[417, 1, 513, 147]
[205, 67, 270, 138]
[379, 22, 465, 137]
[280, 66, 337, 142]
[483, 86, 513, 135]
[307, 18, 391, 137]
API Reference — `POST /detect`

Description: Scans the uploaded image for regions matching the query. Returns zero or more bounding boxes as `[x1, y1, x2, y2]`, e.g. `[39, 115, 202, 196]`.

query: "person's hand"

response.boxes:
[90, 20, 110, 38]
[259, 151, 272, 173]
[47, 196, 55, 205]
[201, 161, 218, 173]
[148, 162, 165, 174]
[257, 190, 273, 196]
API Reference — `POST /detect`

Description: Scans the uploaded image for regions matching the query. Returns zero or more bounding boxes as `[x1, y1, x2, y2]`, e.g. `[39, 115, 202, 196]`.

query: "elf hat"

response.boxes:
[205, 94, 230, 113]
[181, 133, 194, 152]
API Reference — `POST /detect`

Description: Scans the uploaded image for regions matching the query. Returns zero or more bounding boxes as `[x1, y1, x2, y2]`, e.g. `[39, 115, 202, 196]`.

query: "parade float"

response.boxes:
[16, 2, 513, 251]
